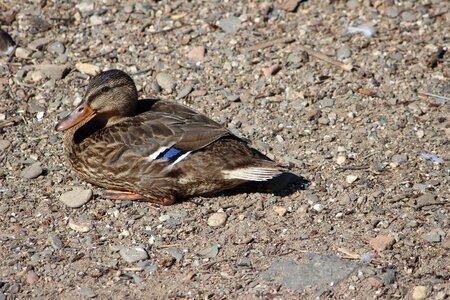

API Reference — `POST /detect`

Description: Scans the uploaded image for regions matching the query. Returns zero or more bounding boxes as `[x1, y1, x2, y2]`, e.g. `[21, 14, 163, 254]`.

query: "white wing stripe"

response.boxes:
[145, 146, 169, 162]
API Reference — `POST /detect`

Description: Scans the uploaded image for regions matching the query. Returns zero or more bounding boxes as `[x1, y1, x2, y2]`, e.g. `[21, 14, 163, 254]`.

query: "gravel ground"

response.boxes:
[1, 0, 449, 299]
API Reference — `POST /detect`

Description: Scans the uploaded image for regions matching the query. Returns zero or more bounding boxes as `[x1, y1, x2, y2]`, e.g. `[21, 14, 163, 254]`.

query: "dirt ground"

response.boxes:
[0, 0, 449, 299]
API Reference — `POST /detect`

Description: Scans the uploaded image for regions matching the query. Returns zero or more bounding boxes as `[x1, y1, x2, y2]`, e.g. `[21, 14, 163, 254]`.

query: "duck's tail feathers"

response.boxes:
[222, 166, 283, 182]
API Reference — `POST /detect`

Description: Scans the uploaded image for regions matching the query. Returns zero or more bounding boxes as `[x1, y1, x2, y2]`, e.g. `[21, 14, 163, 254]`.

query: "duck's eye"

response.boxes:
[101, 86, 111, 93]
[77, 106, 84, 112]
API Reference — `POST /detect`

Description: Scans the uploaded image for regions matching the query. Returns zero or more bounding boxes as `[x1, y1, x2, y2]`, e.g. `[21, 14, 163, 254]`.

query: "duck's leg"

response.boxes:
[102, 190, 176, 206]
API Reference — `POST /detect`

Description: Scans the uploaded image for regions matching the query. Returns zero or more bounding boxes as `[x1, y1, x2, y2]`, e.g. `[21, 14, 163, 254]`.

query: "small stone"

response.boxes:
[21, 163, 43, 179]
[76, 1, 95, 14]
[176, 85, 193, 99]
[320, 98, 334, 108]
[26, 271, 39, 284]
[281, 0, 300, 12]
[366, 276, 383, 289]
[30, 70, 45, 82]
[198, 244, 219, 258]
[401, 11, 416, 22]
[416, 193, 436, 207]
[156, 73, 175, 92]
[263, 65, 281, 76]
[48, 234, 63, 249]
[207, 212, 228, 227]
[68, 218, 91, 233]
[28, 37, 52, 50]
[336, 156, 346, 165]
[218, 16, 242, 33]
[412, 286, 429, 300]
[387, 6, 400, 18]
[47, 41, 65, 55]
[59, 188, 92, 208]
[187, 46, 206, 61]
[79, 288, 97, 299]
[346, 175, 358, 184]
[442, 237, 450, 249]
[15, 47, 32, 59]
[369, 235, 395, 252]
[336, 47, 352, 60]
[416, 130, 425, 138]
[119, 247, 148, 263]
[312, 203, 324, 212]
[75, 63, 100, 76]
[273, 206, 287, 216]
[0, 140, 10, 151]
[89, 15, 104, 26]
[167, 248, 183, 261]
[35, 64, 70, 80]
[422, 229, 443, 243]
[304, 193, 319, 204]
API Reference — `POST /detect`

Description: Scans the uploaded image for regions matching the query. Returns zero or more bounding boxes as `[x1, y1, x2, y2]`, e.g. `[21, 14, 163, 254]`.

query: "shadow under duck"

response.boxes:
[56, 69, 284, 205]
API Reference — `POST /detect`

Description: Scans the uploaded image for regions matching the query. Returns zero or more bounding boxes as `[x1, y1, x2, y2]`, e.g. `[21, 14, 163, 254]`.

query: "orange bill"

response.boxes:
[55, 103, 96, 131]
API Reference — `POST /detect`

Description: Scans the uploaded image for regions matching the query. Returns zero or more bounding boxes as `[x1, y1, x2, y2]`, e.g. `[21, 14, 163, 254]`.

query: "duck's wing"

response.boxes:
[85, 100, 230, 166]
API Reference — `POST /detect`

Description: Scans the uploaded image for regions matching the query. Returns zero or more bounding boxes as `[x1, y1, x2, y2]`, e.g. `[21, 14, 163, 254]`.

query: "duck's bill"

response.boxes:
[55, 103, 95, 131]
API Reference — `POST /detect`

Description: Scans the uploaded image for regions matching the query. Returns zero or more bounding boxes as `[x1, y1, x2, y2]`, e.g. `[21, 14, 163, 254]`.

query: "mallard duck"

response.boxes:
[56, 69, 283, 205]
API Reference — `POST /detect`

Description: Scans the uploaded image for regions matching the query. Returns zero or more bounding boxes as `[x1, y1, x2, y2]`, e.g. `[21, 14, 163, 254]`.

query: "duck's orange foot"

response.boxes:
[102, 190, 176, 206]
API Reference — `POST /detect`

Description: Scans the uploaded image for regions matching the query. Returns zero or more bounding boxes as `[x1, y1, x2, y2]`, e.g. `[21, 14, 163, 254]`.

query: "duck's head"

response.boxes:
[55, 69, 138, 132]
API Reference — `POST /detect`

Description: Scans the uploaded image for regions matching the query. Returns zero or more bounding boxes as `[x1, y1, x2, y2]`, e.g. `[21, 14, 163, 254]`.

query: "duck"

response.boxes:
[55, 69, 284, 205]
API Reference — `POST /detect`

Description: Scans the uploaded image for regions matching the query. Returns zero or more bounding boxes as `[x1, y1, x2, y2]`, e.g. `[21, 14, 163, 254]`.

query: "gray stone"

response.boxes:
[119, 247, 149, 263]
[260, 255, 357, 293]
[422, 229, 444, 243]
[320, 98, 334, 108]
[0, 139, 11, 151]
[176, 85, 193, 99]
[48, 234, 63, 249]
[416, 193, 436, 207]
[34, 64, 70, 80]
[156, 73, 175, 92]
[21, 163, 43, 179]
[392, 153, 408, 164]
[79, 287, 97, 298]
[401, 11, 416, 22]
[305, 193, 319, 204]
[218, 16, 242, 33]
[207, 212, 228, 227]
[387, 6, 400, 18]
[59, 188, 92, 208]
[47, 41, 65, 55]
[336, 47, 352, 60]
[28, 37, 52, 50]
[167, 248, 183, 261]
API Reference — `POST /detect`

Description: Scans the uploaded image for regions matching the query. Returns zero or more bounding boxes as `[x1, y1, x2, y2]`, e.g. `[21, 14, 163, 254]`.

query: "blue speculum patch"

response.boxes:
[159, 147, 184, 160]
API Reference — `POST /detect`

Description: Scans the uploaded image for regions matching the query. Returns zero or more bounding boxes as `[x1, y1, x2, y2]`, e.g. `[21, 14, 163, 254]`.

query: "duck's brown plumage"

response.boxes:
[56, 70, 283, 205]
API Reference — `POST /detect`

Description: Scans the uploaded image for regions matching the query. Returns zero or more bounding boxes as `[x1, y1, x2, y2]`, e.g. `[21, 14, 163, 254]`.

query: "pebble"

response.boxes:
[281, 0, 300, 12]
[28, 37, 52, 51]
[26, 271, 39, 284]
[30, 70, 44, 82]
[387, 6, 401, 18]
[218, 16, 242, 33]
[272, 206, 287, 216]
[75, 63, 100, 76]
[47, 41, 65, 55]
[336, 47, 352, 60]
[346, 175, 358, 184]
[263, 65, 281, 76]
[0, 29, 14, 56]
[416, 193, 436, 208]
[198, 244, 219, 258]
[336, 156, 346, 165]
[76, 1, 95, 14]
[401, 11, 416, 22]
[207, 212, 228, 227]
[119, 247, 149, 263]
[156, 73, 175, 92]
[15, 47, 32, 59]
[79, 288, 97, 299]
[0, 140, 10, 151]
[176, 85, 193, 99]
[412, 286, 429, 300]
[312, 203, 324, 212]
[48, 234, 63, 249]
[59, 188, 92, 208]
[35, 64, 70, 80]
[369, 235, 395, 252]
[68, 218, 91, 233]
[21, 163, 43, 179]
[305, 193, 319, 204]
[187, 46, 206, 61]
[320, 98, 334, 108]
[422, 229, 443, 243]
[366, 276, 383, 289]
